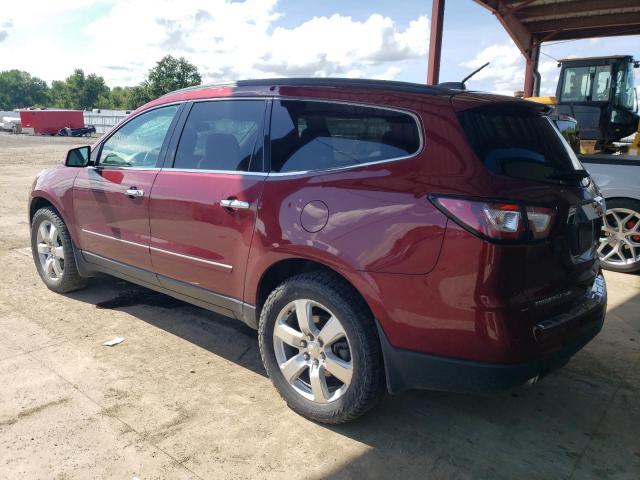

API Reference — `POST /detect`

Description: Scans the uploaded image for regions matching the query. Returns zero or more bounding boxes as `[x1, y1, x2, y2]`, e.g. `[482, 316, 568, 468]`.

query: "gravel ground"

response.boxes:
[0, 131, 639, 479]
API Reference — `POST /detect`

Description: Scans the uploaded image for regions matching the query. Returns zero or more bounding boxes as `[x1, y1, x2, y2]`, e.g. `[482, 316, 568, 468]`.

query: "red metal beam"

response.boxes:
[523, 43, 539, 97]
[427, 0, 446, 85]
[506, 0, 538, 15]
[537, 24, 640, 41]
[519, 0, 640, 21]
[473, 0, 534, 57]
[527, 11, 640, 34]
[473, 1, 537, 96]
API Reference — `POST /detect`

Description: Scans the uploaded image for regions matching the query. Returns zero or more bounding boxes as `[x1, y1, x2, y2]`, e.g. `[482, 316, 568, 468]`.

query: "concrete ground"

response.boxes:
[0, 131, 638, 480]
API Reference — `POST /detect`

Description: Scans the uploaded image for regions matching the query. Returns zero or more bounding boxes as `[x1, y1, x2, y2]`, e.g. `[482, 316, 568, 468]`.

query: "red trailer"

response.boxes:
[19, 109, 84, 135]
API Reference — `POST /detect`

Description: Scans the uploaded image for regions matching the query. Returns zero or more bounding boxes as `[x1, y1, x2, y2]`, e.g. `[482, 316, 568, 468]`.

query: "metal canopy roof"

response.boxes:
[467, 0, 640, 95]
[475, 0, 640, 47]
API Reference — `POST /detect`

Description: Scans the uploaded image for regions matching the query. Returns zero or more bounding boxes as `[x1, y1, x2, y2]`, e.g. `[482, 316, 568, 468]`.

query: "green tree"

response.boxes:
[0, 59, 201, 112]
[144, 55, 201, 98]
[127, 85, 153, 109]
[83, 73, 110, 110]
[0, 70, 48, 110]
[96, 86, 146, 111]
[49, 69, 110, 110]
[48, 80, 68, 108]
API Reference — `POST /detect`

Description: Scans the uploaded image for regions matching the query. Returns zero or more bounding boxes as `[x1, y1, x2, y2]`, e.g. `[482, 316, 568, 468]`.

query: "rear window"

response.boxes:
[458, 106, 583, 184]
[270, 100, 421, 173]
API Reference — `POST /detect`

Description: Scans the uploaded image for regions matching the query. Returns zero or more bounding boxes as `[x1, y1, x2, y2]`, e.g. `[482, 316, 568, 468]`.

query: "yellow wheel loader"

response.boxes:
[528, 55, 639, 156]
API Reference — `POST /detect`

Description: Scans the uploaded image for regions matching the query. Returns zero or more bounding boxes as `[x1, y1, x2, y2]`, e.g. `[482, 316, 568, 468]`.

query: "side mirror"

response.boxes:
[65, 146, 91, 167]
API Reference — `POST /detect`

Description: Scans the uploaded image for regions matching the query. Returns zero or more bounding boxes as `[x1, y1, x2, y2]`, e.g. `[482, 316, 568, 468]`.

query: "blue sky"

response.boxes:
[1, 0, 638, 96]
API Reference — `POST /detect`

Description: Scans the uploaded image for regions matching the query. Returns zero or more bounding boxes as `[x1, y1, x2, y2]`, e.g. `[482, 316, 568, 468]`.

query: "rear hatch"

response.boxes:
[451, 94, 604, 333]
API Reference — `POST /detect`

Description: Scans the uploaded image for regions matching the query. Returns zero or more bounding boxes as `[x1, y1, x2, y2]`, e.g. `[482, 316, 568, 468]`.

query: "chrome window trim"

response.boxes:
[81, 229, 233, 270]
[266, 97, 425, 177]
[265, 154, 419, 177]
[161, 168, 268, 176]
[88, 166, 161, 172]
[190, 97, 267, 103]
[150, 246, 233, 271]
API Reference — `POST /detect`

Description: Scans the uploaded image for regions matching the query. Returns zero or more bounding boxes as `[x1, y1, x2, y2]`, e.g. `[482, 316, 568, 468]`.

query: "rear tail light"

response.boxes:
[431, 196, 555, 242]
[526, 206, 556, 240]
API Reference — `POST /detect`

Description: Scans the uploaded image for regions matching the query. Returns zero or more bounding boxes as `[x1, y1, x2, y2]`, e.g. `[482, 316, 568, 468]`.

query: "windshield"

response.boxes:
[458, 106, 584, 185]
[560, 65, 611, 102]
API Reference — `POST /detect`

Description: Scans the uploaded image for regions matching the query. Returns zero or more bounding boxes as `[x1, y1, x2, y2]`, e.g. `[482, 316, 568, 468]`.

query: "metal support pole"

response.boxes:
[523, 43, 540, 97]
[427, 0, 445, 85]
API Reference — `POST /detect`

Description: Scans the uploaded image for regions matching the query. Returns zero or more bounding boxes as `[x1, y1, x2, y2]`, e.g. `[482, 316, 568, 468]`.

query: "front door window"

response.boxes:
[99, 105, 179, 168]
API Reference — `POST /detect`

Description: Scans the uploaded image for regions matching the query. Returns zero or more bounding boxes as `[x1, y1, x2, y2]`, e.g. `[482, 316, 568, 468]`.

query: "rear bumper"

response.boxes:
[378, 274, 606, 394]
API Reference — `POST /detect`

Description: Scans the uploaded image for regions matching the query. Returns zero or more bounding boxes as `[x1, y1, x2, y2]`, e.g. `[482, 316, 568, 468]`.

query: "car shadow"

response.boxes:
[65, 274, 266, 378]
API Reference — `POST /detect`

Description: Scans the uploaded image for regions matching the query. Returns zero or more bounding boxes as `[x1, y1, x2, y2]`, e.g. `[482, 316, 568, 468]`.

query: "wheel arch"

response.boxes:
[29, 194, 79, 245]
[253, 257, 375, 328]
[29, 196, 57, 222]
[603, 196, 640, 205]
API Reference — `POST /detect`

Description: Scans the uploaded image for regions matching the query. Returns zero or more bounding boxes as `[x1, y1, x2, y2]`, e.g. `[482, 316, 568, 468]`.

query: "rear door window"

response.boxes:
[173, 100, 266, 172]
[269, 100, 421, 173]
[458, 106, 584, 184]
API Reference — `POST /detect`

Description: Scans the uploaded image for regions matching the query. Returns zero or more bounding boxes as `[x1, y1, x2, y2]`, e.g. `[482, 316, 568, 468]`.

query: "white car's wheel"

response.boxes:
[598, 198, 640, 273]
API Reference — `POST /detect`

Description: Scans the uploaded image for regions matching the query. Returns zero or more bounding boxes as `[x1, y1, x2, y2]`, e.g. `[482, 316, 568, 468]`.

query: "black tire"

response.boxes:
[599, 198, 640, 274]
[31, 207, 88, 293]
[258, 271, 385, 424]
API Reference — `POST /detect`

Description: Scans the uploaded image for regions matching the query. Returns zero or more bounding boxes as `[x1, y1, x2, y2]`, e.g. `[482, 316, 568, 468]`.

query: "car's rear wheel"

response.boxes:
[258, 271, 385, 424]
[31, 207, 88, 293]
[598, 198, 640, 273]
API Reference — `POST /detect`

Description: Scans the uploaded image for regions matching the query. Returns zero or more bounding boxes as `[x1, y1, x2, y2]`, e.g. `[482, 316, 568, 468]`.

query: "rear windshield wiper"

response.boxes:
[547, 170, 590, 181]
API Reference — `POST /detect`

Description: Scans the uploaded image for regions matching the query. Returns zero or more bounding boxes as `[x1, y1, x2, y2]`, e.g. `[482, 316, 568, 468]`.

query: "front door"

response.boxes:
[73, 104, 180, 272]
[149, 99, 267, 301]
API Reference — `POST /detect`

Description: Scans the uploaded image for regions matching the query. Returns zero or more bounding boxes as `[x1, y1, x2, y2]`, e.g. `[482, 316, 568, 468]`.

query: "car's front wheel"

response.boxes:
[258, 271, 385, 424]
[31, 207, 88, 293]
[598, 198, 640, 273]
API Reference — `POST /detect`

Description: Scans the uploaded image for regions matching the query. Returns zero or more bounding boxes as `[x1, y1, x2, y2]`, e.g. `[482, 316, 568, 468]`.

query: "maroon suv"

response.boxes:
[29, 79, 607, 424]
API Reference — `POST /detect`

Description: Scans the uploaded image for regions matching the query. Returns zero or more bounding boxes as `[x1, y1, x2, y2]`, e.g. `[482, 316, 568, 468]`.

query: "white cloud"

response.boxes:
[461, 43, 558, 96]
[372, 66, 403, 80]
[1, 0, 103, 24]
[0, 0, 429, 86]
[256, 14, 429, 77]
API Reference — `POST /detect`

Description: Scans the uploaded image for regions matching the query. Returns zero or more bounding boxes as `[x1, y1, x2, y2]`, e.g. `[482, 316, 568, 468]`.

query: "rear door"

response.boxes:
[73, 105, 181, 273]
[148, 99, 267, 303]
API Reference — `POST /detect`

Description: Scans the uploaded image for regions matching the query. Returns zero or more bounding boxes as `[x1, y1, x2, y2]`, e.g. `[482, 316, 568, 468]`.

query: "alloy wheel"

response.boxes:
[36, 220, 65, 281]
[272, 299, 353, 404]
[598, 207, 640, 267]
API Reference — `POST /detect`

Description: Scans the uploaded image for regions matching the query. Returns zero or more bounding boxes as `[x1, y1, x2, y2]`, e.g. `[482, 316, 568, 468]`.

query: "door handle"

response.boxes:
[125, 187, 144, 197]
[220, 198, 250, 210]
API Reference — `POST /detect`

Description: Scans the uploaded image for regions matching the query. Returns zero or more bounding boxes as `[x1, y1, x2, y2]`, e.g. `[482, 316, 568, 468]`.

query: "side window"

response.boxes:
[593, 66, 611, 101]
[99, 105, 178, 167]
[269, 100, 421, 173]
[173, 100, 265, 171]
